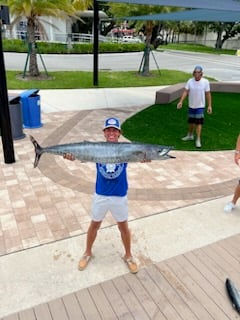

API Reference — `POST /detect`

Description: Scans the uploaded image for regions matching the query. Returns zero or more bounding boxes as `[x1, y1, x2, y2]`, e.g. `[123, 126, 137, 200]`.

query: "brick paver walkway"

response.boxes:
[0, 107, 238, 255]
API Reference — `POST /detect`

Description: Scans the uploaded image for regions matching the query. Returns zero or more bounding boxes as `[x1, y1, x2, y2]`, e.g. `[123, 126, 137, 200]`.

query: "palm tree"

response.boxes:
[7, 0, 91, 77]
[109, 2, 181, 76]
[108, 3, 177, 76]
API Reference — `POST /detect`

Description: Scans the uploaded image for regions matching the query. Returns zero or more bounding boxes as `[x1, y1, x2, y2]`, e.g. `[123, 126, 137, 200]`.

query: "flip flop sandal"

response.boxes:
[123, 257, 138, 274]
[78, 255, 92, 271]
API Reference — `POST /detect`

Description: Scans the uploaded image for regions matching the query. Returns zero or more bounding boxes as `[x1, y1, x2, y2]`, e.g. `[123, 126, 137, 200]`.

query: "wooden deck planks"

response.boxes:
[34, 303, 52, 320]
[112, 276, 150, 319]
[175, 254, 230, 320]
[88, 284, 117, 319]
[146, 264, 198, 320]
[123, 272, 165, 319]
[219, 235, 240, 261]
[101, 280, 135, 319]
[159, 258, 213, 320]
[136, 266, 182, 320]
[185, 251, 231, 305]
[48, 298, 69, 320]
[75, 288, 102, 320]
[62, 293, 85, 320]
[187, 249, 239, 320]
[18, 309, 36, 320]
[2, 234, 240, 320]
[203, 243, 240, 278]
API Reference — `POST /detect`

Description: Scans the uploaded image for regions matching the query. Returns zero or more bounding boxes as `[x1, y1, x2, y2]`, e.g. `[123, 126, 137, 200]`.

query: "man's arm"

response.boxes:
[235, 134, 240, 165]
[206, 91, 212, 114]
[177, 89, 188, 109]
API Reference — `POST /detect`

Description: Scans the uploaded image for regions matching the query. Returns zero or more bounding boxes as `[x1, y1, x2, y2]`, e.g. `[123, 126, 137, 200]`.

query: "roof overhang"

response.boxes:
[98, 0, 240, 12]
[124, 9, 240, 22]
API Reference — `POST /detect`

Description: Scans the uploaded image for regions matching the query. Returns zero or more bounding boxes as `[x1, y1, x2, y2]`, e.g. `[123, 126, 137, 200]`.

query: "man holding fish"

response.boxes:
[64, 117, 139, 273]
[30, 117, 174, 273]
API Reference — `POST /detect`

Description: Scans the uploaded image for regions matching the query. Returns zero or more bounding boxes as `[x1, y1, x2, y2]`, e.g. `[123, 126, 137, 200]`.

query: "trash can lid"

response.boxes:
[20, 89, 39, 98]
[8, 95, 20, 104]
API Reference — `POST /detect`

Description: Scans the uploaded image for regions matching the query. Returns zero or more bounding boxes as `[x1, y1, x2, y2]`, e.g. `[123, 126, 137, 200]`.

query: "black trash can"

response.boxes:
[20, 89, 43, 129]
[8, 95, 25, 140]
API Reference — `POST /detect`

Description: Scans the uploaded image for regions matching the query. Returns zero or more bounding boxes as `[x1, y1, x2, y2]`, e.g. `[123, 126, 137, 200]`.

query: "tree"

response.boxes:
[208, 22, 240, 49]
[4, 0, 91, 77]
[108, 3, 177, 76]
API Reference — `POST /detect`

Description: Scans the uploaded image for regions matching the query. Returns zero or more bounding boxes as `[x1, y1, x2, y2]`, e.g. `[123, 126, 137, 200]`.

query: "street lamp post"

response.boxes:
[93, 0, 99, 86]
[0, 5, 15, 164]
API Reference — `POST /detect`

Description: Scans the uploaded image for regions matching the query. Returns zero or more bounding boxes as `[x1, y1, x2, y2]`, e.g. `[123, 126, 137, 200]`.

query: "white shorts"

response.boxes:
[91, 193, 128, 222]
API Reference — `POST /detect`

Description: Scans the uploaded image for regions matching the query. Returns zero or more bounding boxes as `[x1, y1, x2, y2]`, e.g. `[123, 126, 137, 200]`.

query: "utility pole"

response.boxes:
[93, 0, 99, 86]
[0, 5, 15, 163]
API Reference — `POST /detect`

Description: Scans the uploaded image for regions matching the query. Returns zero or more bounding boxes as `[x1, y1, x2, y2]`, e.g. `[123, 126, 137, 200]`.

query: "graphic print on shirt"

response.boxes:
[98, 163, 125, 179]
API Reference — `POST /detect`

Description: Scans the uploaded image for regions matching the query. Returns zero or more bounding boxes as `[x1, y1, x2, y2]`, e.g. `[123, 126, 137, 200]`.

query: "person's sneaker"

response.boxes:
[224, 202, 236, 213]
[182, 135, 194, 141]
[196, 139, 201, 148]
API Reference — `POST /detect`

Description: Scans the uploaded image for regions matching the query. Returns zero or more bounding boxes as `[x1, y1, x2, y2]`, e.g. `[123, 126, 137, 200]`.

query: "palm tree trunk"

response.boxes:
[140, 21, 153, 77]
[141, 45, 151, 76]
[27, 18, 40, 76]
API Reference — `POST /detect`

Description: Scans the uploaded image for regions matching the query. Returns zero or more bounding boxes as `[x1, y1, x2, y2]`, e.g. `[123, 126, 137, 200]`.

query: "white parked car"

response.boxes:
[121, 35, 143, 43]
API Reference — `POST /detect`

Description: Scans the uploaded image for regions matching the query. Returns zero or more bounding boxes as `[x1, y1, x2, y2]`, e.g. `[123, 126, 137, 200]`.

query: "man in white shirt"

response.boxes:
[177, 65, 212, 148]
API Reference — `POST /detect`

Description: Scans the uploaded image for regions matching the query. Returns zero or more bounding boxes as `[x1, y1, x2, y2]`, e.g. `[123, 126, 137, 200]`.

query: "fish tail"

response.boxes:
[29, 135, 43, 168]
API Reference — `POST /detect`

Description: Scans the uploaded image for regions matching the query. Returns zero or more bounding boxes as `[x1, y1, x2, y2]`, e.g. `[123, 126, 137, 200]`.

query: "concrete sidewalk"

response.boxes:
[0, 87, 239, 318]
[10, 86, 164, 113]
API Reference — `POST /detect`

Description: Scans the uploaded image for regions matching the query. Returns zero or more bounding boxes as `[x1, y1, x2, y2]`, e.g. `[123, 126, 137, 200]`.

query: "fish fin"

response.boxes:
[29, 135, 43, 168]
[226, 278, 240, 313]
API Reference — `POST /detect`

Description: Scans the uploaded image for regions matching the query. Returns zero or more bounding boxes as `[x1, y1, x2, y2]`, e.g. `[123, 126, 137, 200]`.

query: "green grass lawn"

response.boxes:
[160, 43, 236, 55]
[8, 69, 238, 152]
[7, 70, 196, 89]
[6, 45, 238, 151]
[122, 92, 240, 151]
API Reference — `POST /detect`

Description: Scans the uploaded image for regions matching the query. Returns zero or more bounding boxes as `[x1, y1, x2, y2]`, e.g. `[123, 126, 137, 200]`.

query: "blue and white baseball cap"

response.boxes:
[103, 117, 121, 130]
[194, 65, 203, 72]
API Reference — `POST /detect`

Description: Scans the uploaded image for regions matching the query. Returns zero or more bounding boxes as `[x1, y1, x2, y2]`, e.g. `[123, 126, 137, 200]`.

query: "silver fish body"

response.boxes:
[226, 278, 240, 313]
[30, 135, 175, 167]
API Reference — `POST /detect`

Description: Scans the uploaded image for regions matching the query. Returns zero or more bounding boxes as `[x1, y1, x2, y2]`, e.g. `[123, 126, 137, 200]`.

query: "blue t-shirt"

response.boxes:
[95, 163, 128, 196]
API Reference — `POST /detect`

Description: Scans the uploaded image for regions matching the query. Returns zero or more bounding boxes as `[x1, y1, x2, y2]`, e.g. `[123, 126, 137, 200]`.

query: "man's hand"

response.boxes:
[63, 153, 75, 161]
[177, 102, 183, 109]
[207, 106, 212, 114]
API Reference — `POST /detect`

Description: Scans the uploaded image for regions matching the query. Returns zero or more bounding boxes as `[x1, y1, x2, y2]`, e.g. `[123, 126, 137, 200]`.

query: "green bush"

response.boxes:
[3, 39, 28, 52]
[2, 39, 145, 54]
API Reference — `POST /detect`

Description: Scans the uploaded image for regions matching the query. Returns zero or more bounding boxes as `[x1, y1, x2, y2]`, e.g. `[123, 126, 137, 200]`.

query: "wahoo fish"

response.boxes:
[30, 135, 175, 168]
[226, 278, 240, 313]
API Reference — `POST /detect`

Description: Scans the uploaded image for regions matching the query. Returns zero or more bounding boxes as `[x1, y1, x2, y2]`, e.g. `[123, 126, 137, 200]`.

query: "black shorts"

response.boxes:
[188, 107, 204, 125]
[188, 117, 204, 125]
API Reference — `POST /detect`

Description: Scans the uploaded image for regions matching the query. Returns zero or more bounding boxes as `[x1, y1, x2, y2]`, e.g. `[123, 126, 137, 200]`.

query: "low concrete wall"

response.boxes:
[155, 81, 240, 104]
[155, 83, 185, 104]
[210, 82, 240, 93]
